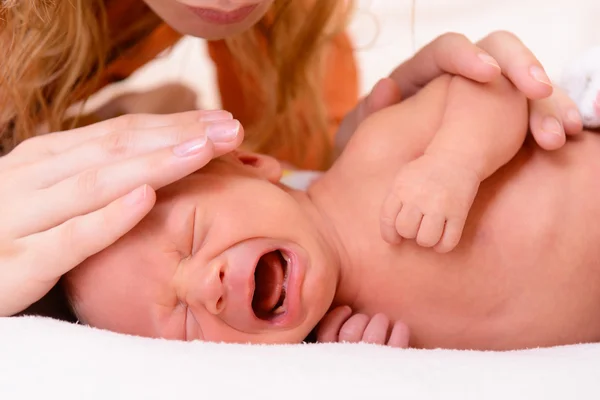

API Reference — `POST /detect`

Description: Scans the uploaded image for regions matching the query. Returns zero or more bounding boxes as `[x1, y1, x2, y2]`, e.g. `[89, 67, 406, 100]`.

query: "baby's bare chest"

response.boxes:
[347, 135, 600, 349]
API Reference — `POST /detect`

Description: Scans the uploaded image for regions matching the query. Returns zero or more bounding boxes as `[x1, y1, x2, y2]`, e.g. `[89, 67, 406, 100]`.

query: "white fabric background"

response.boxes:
[1, 316, 600, 400]
[85, 0, 600, 110]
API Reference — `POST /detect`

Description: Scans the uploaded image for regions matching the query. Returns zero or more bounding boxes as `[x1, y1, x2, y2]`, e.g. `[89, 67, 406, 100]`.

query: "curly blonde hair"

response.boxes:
[0, 0, 354, 167]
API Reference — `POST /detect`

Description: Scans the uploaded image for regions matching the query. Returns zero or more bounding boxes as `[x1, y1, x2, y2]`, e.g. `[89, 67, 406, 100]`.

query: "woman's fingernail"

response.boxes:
[124, 185, 148, 206]
[567, 109, 582, 125]
[542, 116, 563, 136]
[199, 110, 233, 122]
[530, 66, 552, 87]
[478, 53, 500, 69]
[173, 136, 208, 157]
[206, 119, 240, 143]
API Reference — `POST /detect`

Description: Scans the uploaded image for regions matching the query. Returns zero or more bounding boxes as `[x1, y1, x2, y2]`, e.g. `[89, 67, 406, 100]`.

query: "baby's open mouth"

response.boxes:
[252, 250, 290, 320]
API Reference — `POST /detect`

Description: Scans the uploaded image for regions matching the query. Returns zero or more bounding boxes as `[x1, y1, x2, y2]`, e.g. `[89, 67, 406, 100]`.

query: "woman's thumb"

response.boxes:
[363, 78, 402, 120]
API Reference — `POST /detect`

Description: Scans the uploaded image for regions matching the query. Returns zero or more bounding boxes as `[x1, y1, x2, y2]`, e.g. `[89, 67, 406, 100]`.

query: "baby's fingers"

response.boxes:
[316, 306, 353, 343]
[434, 218, 465, 253]
[361, 313, 391, 345]
[395, 206, 423, 240]
[381, 193, 403, 244]
[338, 314, 371, 343]
[416, 214, 445, 248]
[387, 321, 410, 348]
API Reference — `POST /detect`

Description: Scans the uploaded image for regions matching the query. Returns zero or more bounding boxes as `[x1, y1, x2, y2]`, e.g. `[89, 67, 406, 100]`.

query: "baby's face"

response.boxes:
[66, 152, 338, 344]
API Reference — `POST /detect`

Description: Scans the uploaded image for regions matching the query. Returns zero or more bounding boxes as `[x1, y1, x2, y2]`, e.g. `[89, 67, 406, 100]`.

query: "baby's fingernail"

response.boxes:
[530, 65, 552, 87]
[199, 110, 233, 122]
[542, 116, 563, 136]
[567, 109, 582, 125]
[206, 119, 240, 143]
[173, 136, 208, 157]
[478, 53, 500, 69]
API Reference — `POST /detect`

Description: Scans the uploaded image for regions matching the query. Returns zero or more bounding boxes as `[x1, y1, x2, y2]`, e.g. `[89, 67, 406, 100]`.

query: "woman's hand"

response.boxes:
[336, 31, 583, 152]
[0, 110, 243, 317]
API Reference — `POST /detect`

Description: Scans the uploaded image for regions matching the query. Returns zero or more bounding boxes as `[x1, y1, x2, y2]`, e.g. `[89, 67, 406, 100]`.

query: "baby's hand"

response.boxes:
[316, 306, 409, 348]
[380, 154, 480, 253]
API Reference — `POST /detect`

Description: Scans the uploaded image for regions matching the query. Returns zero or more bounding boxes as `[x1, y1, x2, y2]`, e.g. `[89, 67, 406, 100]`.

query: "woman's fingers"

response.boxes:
[5, 137, 218, 238]
[50, 110, 233, 151]
[365, 78, 403, 116]
[20, 118, 242, 189]
[16, 185, 156, 290]
[528, 97, 567, 150]
[528, 87, 584, 150]
[389, 32, 502, 99]
[551, 87, 584, 136]
[5, 110, 232, 168]
[476, 31, 553, 100]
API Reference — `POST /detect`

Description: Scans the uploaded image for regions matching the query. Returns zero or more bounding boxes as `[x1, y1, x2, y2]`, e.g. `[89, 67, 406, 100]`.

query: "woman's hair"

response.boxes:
[0, 0, 355, 168]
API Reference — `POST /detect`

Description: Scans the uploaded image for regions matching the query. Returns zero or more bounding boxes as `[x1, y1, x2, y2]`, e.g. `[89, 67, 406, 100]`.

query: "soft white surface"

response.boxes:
[1, 317, 600, 400]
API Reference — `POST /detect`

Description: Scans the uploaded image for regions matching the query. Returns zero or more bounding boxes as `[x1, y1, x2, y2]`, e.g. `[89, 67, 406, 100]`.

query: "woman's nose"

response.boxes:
[197, 261, 226, 315]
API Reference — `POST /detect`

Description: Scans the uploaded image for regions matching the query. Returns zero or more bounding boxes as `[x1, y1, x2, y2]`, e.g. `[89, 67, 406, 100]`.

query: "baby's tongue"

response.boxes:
[252, 251, 284, 316]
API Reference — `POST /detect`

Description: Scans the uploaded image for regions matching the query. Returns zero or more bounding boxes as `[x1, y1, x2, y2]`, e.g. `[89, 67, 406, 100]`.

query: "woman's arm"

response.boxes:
[336, 31, 583, 155]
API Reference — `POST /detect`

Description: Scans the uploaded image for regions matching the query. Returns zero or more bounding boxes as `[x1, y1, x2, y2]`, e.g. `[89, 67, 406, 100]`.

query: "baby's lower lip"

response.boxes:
[187, 4, 257, 25]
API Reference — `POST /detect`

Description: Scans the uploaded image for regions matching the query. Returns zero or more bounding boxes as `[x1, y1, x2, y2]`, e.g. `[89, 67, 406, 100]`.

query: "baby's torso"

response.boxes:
[318, 79, 600, 350]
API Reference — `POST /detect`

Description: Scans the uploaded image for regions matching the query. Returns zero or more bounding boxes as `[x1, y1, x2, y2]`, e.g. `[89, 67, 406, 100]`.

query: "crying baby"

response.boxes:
[64, 74, 600, 350]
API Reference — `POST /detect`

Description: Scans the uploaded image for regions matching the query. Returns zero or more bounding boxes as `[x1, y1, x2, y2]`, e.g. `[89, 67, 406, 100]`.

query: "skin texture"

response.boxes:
[66, 75, 600, 350]
[142, 0, 274, 39]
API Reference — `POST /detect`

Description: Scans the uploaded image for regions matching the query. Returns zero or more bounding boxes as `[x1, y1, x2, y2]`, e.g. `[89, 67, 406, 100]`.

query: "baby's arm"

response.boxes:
[381, 74, 528, 252]
[315, 306, 409, 348]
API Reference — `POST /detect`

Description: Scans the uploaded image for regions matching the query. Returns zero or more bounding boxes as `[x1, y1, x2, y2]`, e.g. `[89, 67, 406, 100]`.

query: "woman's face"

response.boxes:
[142, 0, 275, 39]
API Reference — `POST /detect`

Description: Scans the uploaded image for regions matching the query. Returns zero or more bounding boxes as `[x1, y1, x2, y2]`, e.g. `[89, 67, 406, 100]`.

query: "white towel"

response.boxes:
[1, 316, 599, 400]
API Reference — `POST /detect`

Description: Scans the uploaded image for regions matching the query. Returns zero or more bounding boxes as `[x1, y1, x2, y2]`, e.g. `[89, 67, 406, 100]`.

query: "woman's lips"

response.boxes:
[187, 4, 258, 25]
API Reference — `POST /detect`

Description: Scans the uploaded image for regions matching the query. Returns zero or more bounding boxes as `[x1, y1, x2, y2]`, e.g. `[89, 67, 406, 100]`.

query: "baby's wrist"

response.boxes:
[420, 150, 484, 182]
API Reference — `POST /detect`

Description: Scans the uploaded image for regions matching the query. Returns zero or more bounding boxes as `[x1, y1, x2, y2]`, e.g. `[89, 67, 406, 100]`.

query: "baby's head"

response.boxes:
[64, 151, 339, 344]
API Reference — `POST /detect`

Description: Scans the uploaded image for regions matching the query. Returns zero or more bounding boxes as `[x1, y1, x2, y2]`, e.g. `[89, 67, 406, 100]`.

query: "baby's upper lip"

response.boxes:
[221, 240, 284, 320]
[220, 238, 299, 329]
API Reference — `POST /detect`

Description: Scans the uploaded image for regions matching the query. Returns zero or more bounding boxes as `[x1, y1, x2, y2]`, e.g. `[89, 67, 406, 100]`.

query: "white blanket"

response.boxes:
[1, 317, 599, 400]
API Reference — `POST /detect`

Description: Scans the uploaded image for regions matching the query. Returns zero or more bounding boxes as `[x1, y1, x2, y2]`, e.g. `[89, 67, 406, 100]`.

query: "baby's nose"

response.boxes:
[197, 261, 226, 315]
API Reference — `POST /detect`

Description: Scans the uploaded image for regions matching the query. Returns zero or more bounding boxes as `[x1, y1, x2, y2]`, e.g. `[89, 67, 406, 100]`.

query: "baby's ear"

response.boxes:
[233, 150, 282, 183]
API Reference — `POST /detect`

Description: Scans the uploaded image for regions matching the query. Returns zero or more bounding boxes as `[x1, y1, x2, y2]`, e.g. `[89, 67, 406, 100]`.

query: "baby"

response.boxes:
[65, 74, 600, 350]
